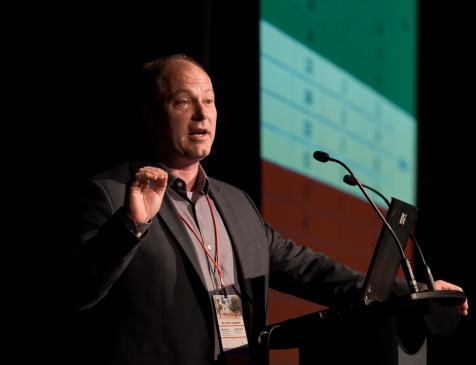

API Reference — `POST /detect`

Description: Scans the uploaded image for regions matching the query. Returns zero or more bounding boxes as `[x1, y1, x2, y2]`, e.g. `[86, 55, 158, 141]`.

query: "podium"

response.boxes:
[258, 290, 465, 365]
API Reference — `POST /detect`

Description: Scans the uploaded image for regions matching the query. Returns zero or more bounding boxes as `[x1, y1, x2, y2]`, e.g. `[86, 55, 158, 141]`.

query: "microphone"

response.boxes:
[343, 174, 436, 291]
[312, 151, 419, 294]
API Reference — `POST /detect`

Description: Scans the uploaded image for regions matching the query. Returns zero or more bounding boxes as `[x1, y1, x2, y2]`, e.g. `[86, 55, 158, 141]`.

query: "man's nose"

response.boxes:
[192, 101, 207, 121]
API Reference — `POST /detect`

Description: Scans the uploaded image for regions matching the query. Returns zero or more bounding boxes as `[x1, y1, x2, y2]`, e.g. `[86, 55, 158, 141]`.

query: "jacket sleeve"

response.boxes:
[71, 180, 143, 311]
[265, 222, 366, 308]
[241, 190, 366, 308]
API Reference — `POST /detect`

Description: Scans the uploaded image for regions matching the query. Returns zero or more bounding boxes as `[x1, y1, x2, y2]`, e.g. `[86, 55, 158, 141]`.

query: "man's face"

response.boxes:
[158, 60, 217, 167]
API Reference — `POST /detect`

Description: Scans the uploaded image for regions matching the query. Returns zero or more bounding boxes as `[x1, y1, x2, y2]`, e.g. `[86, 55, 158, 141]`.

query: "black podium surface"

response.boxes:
[259, 290, 465, 365]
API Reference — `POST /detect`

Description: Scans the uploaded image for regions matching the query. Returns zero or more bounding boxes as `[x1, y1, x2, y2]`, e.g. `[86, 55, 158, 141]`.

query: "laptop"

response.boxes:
[361, 197, 418, 305]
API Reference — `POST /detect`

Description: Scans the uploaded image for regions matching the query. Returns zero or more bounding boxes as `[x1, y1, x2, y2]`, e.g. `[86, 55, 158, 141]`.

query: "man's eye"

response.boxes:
[175, 99, 189, 106]
[204, 99, 214, 104]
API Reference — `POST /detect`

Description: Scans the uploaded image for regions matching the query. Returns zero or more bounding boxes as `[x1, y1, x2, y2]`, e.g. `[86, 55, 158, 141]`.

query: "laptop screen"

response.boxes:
[362, 197, 418, 305]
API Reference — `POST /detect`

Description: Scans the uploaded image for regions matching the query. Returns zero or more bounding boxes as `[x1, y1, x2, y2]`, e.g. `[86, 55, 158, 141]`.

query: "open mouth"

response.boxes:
[189, 128, 208, 136]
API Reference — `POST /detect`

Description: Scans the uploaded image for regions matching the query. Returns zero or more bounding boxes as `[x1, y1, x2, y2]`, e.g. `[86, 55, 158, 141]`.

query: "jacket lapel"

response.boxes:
[208, 181, 261, 340]
[208, 182, 257, 292]
[208, 183, 248, 274]
[157, 193, 208, 290]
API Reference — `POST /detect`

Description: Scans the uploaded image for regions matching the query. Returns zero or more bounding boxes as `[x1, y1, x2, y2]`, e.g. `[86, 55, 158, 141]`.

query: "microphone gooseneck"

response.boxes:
[313, 151, 419, 294]
[343, 175, 391, 206]
[343, 174, 436, 290]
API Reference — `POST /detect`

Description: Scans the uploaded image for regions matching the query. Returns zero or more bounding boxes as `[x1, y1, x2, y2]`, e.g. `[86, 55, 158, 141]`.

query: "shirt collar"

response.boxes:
[157, 162, 210, 195]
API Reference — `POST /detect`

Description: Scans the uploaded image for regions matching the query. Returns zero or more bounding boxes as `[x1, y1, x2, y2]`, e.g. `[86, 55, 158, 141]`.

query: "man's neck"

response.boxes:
[168, 163, 200, 191]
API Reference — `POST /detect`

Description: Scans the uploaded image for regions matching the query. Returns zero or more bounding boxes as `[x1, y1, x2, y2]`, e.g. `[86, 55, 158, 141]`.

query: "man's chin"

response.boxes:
[195, 147, 212, 158]
[184, 149, 211, 162]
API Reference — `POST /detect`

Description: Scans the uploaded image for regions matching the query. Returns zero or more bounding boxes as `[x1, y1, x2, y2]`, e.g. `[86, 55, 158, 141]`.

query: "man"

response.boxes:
[72, 54, 468, 365]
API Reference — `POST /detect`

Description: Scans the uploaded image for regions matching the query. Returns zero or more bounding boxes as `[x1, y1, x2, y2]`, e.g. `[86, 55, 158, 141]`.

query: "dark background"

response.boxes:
[18, 1, 473, 363]
[418, 2, 474, 362]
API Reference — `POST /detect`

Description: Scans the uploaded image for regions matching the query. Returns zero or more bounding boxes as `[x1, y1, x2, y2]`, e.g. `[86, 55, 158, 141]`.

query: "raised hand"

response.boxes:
[127, 166, 168, 224]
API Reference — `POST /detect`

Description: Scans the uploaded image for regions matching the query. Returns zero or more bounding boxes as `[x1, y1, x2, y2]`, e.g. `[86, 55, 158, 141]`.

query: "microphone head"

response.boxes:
[313, 151, 330, 162]
[343, 174, 358, 186]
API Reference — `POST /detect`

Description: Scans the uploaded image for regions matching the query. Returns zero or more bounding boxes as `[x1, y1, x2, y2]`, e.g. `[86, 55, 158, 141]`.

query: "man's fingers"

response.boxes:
[134, 167, 168, 190]
[434, 280, 468, 316]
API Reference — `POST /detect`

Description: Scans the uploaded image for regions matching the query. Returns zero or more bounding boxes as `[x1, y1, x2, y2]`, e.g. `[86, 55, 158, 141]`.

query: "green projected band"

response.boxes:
[260, 0, 418, 204]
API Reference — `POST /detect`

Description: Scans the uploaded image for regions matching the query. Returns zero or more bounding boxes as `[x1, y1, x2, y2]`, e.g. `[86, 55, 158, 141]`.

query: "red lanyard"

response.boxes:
[179, 194, 225, 289]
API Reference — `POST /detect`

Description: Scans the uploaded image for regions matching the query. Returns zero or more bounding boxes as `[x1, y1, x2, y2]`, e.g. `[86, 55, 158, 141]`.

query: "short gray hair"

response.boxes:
[141, 53, 206, 104]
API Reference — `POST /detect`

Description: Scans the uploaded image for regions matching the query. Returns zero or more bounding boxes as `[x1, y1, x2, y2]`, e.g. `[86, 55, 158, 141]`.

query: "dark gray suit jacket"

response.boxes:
[72, 161, 364, 364]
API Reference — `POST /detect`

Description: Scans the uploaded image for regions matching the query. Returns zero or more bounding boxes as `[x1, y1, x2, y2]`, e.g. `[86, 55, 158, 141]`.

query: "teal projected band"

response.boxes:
[260, 1, 417, 204]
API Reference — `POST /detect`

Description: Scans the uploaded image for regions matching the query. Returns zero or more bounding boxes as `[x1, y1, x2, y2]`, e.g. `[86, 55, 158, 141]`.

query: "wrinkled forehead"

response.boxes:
[161, 60, 213, 96]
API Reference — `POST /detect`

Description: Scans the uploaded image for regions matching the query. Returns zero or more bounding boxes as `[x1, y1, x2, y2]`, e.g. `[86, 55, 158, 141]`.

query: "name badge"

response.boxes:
[212, 294, 249, 352]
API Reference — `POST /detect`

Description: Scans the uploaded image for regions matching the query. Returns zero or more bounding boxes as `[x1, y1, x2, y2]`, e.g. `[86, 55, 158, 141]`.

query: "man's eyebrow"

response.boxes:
[171, 88, 215, 97]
